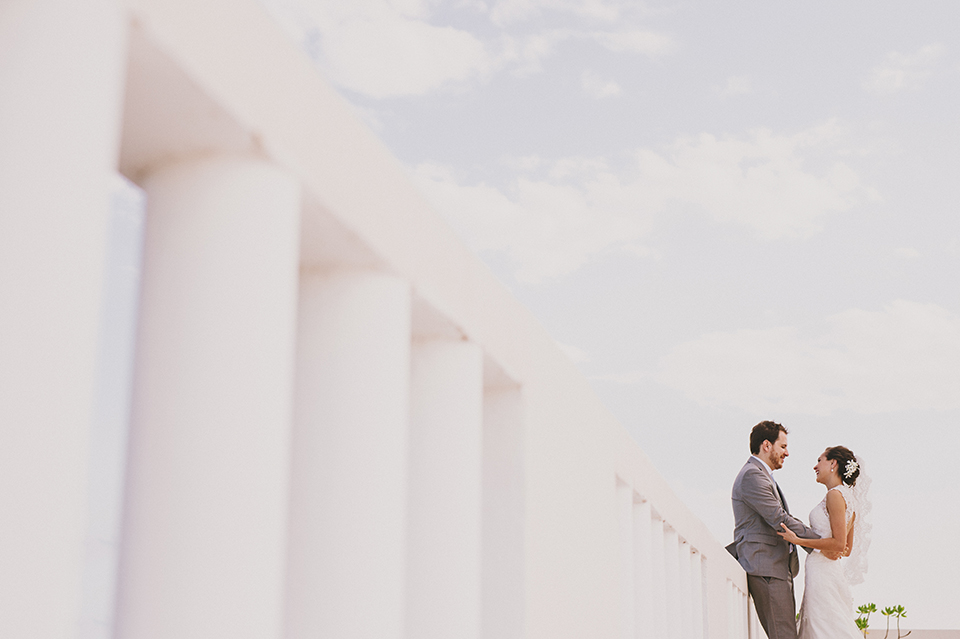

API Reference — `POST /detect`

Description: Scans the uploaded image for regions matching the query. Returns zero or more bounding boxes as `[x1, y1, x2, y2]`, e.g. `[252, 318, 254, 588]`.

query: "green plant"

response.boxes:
[856, 603, 877, 637]
[881, 604, 911, 639]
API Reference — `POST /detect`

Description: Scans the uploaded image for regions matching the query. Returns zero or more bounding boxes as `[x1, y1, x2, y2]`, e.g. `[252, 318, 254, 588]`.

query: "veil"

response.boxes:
[844, 454, 872, 585]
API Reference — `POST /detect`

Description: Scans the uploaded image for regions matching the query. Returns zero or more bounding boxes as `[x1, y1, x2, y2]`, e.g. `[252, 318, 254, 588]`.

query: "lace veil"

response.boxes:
[842, 454, 872, 585]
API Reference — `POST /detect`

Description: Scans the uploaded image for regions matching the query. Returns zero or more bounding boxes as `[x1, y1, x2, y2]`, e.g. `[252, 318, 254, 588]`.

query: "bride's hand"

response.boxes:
[778, 523, 800, 544]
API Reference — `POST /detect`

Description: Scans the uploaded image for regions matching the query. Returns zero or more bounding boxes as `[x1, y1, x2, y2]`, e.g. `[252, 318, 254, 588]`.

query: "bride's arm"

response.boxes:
[778, 490, 847, 553]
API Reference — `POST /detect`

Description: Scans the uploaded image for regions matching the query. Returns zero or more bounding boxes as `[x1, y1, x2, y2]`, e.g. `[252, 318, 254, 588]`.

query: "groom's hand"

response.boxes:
[822, 549, 842, 561]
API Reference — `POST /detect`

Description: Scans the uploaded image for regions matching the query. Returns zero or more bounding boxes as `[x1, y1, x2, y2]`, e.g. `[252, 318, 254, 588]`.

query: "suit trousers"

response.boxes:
[747, 574, 797, 639]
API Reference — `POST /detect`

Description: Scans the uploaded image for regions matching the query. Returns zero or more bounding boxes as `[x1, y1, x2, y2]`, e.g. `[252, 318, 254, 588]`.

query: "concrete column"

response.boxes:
[690, 551, 705, 639]
[650, 515, 667, 639]
[0, 2, 126, 637]
[284, 271, 411, 639]
[633, 500, 653, 638]
[679, 541, 693, 639]
[664, 527, 682, 639]
[407, 340, 484, 639]
[617, 482, 635, 639]
[115, 157, 301, 639]
[482, 387, 525, 639]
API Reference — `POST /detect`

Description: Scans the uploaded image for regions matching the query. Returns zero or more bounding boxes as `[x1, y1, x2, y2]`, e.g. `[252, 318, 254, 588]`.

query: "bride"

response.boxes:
[777, 446, 872, 639]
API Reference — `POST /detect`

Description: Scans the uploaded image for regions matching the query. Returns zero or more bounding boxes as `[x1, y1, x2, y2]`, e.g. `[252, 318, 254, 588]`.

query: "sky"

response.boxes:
[256, 0, 960, 628]
[84, 1, 959, 634]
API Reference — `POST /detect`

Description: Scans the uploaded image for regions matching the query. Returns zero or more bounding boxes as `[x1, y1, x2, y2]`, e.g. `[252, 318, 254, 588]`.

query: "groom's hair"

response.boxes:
[750, 421, 787, 454]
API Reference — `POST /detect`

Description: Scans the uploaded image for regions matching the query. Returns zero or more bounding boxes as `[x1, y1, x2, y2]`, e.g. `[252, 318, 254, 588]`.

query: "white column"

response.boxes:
[284, 271, 411, 639]
[650, 515, 667, 639]
[691, 550, 705, 639]
[407, 340, 484, 639]
[664, 527, 682, 639]
[633, 500, 653, 638]
[679, 541, 693, 639]
[0, 2, 126, 637]
[482, 387, 525, 639]
[617, 482, 635, 639]
[115, 158, 300, 639]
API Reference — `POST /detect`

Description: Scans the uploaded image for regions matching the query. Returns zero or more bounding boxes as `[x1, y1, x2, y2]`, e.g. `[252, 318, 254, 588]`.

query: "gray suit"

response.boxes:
[727, 457, 818, 639]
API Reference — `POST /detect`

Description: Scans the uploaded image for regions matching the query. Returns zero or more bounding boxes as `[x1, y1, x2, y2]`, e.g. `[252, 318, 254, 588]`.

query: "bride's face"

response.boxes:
[813, 453, 837, 485]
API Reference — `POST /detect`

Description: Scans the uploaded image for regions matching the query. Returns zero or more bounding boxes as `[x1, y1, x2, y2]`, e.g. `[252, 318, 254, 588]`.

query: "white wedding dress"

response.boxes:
[796, 484, 864, 639]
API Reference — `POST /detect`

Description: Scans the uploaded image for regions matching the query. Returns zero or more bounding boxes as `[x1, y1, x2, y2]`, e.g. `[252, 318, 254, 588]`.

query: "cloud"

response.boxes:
[656, 300, 960, 415]
[635, 121, 881, 240]
[321, 18, 492, 97]
[262, 0, 674, 95]
[720, 75, 752, 98]
[591, 29, 676, 56]
[411, 161, 652, 282]
[581, 70, 622, 98]
[490, 0, 624, 25]
[894, 246, 920, 259]
[412, 122, 878, 282]
[262, 0, 494, 97]
[863, 44, 946, 95]
[556, 341, 591, 363]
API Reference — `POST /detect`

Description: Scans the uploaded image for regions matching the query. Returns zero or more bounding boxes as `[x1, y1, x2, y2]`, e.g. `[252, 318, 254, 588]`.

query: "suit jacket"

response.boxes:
[727, 457, 818, 579]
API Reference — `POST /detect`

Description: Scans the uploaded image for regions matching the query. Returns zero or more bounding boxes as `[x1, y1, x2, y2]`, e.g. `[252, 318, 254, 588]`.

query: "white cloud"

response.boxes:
[490, 0, 623, 25]
[863, 43, 946, 95]
[318, 17, 493, 98]
[635, 122, 881, 240]
[720, 75, 752, 98]
[263, 0, 675, 94]
[262, 0, 493, 97]
[657, 300, 960, 415]
[412, 122, 878, 282]
[556, 341, 591, 363]
[581, 70, 622, 98]
[411, 161, 652, 282]
[591, 29, 675, 57]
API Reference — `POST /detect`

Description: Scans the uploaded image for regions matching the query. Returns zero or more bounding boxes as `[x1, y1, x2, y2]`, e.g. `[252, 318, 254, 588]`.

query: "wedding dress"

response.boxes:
[796, 483, 868, 639]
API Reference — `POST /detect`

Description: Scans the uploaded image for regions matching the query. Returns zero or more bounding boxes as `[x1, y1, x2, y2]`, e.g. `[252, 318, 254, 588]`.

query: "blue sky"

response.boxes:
[257, 0, 960, 627]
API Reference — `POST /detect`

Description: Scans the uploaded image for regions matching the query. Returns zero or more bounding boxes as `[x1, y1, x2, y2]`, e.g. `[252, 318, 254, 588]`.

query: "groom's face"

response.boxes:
[767, 432, 789, 470]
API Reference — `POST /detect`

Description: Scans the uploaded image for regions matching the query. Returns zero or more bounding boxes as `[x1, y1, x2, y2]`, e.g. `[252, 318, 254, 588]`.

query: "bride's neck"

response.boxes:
[824, 477, 842, 489]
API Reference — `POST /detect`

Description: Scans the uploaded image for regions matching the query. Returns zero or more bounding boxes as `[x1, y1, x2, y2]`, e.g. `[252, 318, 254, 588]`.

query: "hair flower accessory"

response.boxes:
[844, 459, 859, 479]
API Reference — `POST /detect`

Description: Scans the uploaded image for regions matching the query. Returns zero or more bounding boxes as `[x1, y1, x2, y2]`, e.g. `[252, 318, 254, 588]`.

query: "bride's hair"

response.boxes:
[825, 446, 859, 486]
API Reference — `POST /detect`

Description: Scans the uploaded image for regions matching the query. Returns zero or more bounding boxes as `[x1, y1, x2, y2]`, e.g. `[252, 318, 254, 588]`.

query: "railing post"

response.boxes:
[115, 157, 300, 639]
[680, 541, 694, 639]
[691, 550, 706, 639]
[407, 340, 484, 639]
[634, 500, 654, 638]
[650, 514, 668, 639]
[481, 386, 525, 639]
[664, 527, 683, 639]
[0, 1, 127, 636]
[284, 270, 411, 639]
[618, 481, 635, 639]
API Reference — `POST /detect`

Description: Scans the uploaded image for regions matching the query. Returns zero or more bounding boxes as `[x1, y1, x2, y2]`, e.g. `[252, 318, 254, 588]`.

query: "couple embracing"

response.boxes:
[728, 421, 871, 639]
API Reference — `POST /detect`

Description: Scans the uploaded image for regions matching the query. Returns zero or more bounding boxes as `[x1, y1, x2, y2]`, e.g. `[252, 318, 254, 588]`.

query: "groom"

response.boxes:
[727, 421, 822, 639]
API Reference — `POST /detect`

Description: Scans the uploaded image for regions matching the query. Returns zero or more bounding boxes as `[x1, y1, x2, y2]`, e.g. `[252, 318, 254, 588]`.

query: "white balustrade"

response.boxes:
[115, 157, 300, 639]
[406, 340, 484, 639]
[633, 500, 654, 637]
[680, 540, 694, 639]
[0, 1, 126, 636]
[0, 1, 765, 637]
[650, 513, 669, 638]
[618, 481, 636, 639]
[481, 387, 525, 639]
[284, 271, 412, 639]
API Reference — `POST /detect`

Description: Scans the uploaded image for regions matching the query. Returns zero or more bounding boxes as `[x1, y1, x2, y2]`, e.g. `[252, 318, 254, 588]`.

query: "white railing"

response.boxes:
[0, 1, 762, 638]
